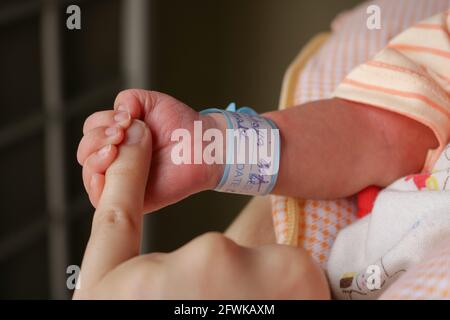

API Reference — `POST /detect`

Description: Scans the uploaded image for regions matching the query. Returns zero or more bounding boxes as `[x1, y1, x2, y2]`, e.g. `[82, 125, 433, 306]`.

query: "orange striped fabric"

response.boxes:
[333, 7, 450, 171]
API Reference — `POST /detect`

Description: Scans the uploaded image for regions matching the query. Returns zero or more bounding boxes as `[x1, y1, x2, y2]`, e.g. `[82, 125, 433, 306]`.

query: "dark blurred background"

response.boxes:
[0, 0, 363, 299]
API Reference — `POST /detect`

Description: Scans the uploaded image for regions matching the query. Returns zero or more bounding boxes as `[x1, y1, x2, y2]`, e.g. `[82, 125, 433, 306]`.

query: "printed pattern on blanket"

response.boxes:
[327, 144, 450, 299]
[380, 237, 450, 299]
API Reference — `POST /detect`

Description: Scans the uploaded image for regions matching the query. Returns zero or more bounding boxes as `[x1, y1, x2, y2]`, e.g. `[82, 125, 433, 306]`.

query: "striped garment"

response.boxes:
[272, 0, 450, 299]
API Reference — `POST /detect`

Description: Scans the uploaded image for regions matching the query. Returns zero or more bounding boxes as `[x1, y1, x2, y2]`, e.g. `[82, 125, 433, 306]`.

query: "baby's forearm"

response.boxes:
[200, 97, 437, 199]
[262, 98, 438, 199]
[80, 90, 439, 211]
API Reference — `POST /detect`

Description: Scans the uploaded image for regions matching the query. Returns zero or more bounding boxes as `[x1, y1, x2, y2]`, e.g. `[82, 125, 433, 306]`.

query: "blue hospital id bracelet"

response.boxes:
[200, 103, 280, 196]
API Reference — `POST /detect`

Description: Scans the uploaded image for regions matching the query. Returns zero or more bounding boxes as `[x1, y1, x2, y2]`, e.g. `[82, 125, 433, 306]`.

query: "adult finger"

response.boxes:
[79, 120, 152, 288]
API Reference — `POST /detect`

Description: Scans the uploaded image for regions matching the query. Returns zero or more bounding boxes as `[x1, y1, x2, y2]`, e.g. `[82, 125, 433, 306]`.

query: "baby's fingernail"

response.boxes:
[117, 104, 128, 112]
[114, 110, 130, 124]
[125, 121, 145, 145]
[105, 126, 118, 137]
[97, 144, 111, 157]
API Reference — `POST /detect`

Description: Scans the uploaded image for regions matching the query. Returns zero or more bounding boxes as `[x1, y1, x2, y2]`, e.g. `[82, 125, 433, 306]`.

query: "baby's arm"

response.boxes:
[264, 98, 438, 199]
[78, 92, 437, 211]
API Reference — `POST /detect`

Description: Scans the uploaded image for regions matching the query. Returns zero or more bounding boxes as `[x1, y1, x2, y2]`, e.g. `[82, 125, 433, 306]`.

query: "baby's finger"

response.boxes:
[77, 126, 124, 165]
[88, 173, 105, 209]
[82, 144, 118, 200]
[113, 90, 145, 118]
[83, 110, 131, 135]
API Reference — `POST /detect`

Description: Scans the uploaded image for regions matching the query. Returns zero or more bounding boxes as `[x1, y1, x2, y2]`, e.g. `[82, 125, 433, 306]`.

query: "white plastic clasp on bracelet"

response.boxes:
[200, 103, 280, 196]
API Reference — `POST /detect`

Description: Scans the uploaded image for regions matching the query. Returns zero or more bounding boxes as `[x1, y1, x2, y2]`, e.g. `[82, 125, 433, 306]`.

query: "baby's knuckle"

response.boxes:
[83, 111, 101, 129]
[116, 89, 142, 102]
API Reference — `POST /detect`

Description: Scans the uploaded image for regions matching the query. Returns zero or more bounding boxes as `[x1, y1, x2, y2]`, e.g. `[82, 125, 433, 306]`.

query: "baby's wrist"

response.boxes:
[198, 106, 281, 195]
[198, 113, 227, 190]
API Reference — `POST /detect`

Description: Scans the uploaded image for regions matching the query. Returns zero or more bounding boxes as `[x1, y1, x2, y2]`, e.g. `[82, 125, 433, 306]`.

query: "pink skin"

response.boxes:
[74, 119, 330, 299]
[78, 89, 225, 213]
[78, 89, 437, 213]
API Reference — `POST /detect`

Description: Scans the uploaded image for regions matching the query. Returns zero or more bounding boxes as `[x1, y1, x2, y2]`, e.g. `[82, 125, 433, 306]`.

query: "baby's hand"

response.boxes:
[77, 89, 224, 213]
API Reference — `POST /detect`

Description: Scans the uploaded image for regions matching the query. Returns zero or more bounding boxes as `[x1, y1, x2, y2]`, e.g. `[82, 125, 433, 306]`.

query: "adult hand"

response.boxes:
[74, 119, 329, 299]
